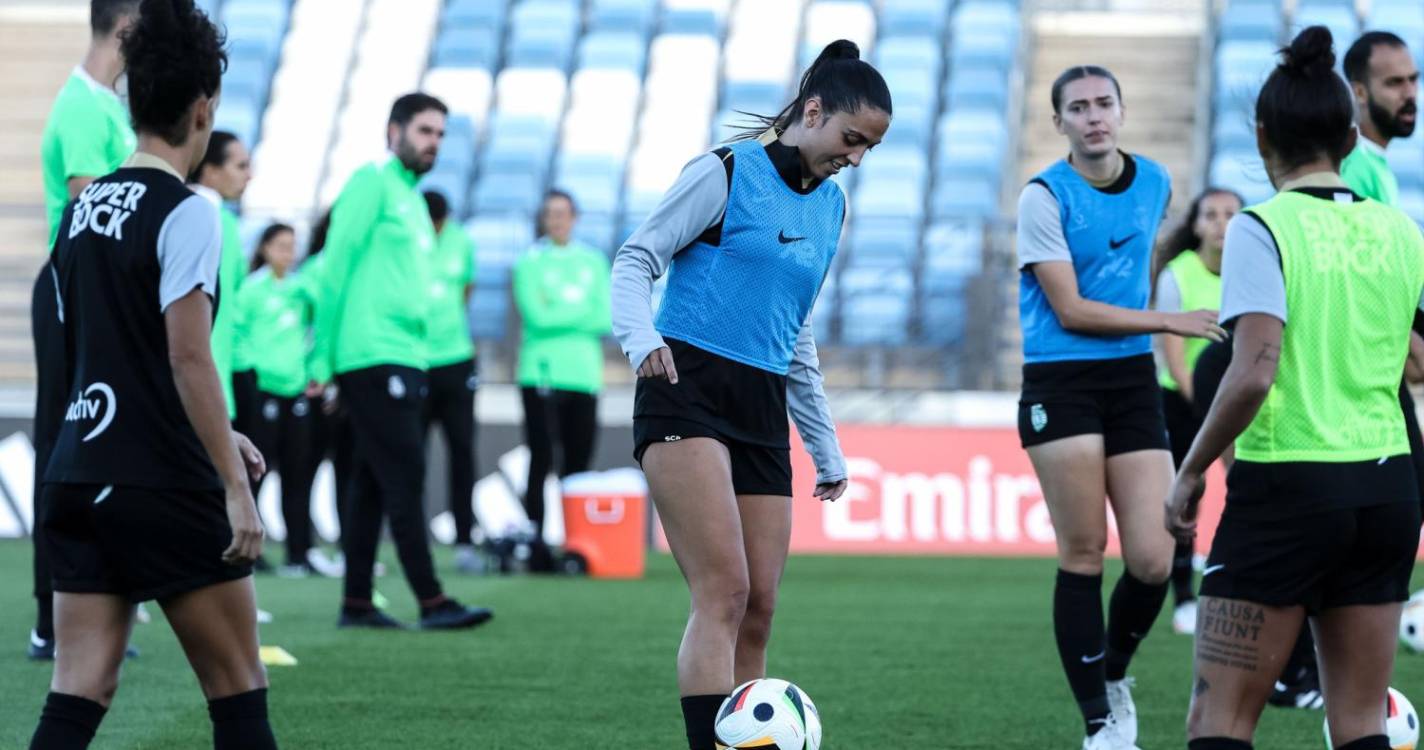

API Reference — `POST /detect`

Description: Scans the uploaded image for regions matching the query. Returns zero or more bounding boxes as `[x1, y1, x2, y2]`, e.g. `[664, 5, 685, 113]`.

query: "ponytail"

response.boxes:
[727, 39, 892, 141]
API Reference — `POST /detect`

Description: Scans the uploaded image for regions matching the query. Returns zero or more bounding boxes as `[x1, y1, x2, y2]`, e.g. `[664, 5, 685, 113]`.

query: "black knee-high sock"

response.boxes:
[1336, 736, 1391, 750]
[29, 692, 106, 750]
[1054, 569, 1110, 735]
[36, 596, 54, 641]
[1105, 570, 1169, 681]
[1188, 739, 1252, 750]
[208, 689, 277, 750]
[1171, 538, 1196, 605]
[681, 694, 727, 750]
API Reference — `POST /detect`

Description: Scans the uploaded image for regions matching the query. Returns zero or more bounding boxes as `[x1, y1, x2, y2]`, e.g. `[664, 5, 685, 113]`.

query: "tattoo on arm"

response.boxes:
[1253, 343, 1280, 365]
[1194, 677, 1210, 697]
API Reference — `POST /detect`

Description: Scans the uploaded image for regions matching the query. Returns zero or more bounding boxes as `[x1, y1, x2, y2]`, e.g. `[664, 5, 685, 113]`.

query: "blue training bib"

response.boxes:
[656, 139, 844, 374]
[1019, 154, 1171, 364]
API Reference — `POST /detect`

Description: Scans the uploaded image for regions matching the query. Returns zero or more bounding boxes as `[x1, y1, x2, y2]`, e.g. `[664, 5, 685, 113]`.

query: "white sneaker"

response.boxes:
[1106, 678, 1138, 746]
[1081, 713, 1142, 750]
[453, 544, 489, 575]
[1172, 600, 1198, 635]
[306, 548, 345, 578]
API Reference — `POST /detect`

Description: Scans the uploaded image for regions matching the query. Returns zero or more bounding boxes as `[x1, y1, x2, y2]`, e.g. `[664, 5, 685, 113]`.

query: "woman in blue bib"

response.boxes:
[1015, 65, 1225, 750]
[611, 40, 890, 750]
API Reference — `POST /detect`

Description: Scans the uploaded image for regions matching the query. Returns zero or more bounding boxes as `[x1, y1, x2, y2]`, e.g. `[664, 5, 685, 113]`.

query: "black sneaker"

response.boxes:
[338, 608, 408, 630]
[1269, 666, 1324, 710]
[419, 599, 493, 630]
[27, 630, 53, 661]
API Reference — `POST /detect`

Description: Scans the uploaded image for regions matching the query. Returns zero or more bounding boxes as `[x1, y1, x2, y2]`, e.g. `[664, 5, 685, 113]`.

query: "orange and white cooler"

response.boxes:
[560, 469, 648, 579]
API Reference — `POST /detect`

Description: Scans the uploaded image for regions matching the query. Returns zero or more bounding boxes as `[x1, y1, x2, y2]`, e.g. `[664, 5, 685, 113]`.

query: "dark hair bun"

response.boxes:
[1281, 25, 1336, 77]
[817, 39, 861, 63]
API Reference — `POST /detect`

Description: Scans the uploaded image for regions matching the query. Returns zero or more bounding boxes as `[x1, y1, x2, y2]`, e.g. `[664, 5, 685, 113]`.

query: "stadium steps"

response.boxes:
[999, 7, 1207, 388]
[0, 14, 88, 388]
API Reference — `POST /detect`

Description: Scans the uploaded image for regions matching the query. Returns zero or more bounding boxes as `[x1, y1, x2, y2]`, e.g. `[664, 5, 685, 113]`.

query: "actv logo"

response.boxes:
[64, 383, 117, 442]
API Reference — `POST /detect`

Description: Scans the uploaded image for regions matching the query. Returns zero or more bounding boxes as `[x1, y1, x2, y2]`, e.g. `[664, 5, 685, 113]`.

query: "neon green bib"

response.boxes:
[1158, 250, 1222, 391]
[1237, 192, 1424, 463]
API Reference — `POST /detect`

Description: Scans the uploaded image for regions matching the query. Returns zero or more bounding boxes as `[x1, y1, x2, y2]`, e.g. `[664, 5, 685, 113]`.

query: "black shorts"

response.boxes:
[1017, 354, 1169, 455]
[1202, 458, 1421, 612]
[634, 338, 793, 497]
[42, 483, 252, 603]
[1162, 386, 1201, 469]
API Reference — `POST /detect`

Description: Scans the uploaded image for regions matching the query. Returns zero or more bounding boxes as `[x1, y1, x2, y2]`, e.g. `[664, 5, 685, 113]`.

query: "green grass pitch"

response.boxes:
[1, 540, 1419, 748]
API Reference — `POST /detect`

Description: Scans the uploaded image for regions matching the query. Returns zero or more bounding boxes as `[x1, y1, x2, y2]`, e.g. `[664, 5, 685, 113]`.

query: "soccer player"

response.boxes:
[1150, 188, 1242, 635]
[1167, 26, 1424, 750]
[420, 190, 484, 574]
[610, 40, 884, 750]
[310, 93, 491, 630]
[29, 0, 139, 661]
[1015, 65, 1224, 750]
[28, 1, 277, 747]
[513, 189, 611, 572]
[188, 130, 252, 424]
[238, 224, 320, 577]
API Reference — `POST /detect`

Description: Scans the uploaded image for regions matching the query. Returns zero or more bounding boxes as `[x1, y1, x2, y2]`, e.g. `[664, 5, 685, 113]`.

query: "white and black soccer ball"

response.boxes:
[715, 678, 821, 750]
[1324, 687, 1419, 750]
[1402, 598, 1424, 653]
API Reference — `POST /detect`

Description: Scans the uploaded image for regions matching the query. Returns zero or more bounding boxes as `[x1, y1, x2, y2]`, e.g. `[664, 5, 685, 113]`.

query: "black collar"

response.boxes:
[1067, 151, 1137, 194]
[764, 139, 824, 195]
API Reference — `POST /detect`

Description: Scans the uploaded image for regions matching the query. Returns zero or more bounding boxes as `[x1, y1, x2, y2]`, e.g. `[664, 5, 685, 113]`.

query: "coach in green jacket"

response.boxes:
[313, 93, 490, 630]
[513, 189, 612, 571]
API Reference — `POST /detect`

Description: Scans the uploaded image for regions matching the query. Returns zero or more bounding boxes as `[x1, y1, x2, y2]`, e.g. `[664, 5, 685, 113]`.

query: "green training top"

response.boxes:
[1238, 191, 1424, 463]
[311, 157, 436, 382]
[1158, 250, 1222, 391]
[513, 239, 612, 394]
[41, 67, 137, 247]
[238, 267, 313, 398]
[426, 222, 477, 368]
[210, 202, 246, 418]
[1340, 139, 1399, 206]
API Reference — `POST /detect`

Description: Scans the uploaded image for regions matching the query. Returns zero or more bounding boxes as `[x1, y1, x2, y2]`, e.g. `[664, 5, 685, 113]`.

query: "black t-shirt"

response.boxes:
[46, 165, 224, 491]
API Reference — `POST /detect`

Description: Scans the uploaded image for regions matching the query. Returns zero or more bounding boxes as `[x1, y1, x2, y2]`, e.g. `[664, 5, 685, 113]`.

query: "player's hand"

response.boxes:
[1165, 310, 1227, 342]
[233, 431, 266, 484]
[1165, 470, 1205, 543]
[304, 379, 325, 399]
[814, 479, 848, 502]
[636, 347, 679, 384]
[222, 484, 265, 566]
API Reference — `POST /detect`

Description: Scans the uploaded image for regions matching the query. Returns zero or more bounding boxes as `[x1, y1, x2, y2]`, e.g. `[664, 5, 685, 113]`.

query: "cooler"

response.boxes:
[560, 469, 648, 579]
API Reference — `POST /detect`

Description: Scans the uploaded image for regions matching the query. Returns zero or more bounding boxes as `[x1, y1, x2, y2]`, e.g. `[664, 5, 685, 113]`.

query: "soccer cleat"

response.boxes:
[27, 630, 54, 661]
[419, 599, 493, 630]
[1081, 714, 1142, 750]
[453, 544, 489, 575]
[306, 548, 345, 578]
[1105, 678, 1138, 745]
[276, 564, 311, 579]
[338, 608, 408, 630]
[1269, 667, 1325, 710]
[1172, 600, 1198, 635]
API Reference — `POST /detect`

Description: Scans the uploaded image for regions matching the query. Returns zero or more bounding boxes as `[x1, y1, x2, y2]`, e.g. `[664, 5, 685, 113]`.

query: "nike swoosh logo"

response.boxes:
[777, 231, 806, 244]
[1108, 233, 1140, 250]
[1203, 564, 1226, 577]
[1081, 650, 1106, 664]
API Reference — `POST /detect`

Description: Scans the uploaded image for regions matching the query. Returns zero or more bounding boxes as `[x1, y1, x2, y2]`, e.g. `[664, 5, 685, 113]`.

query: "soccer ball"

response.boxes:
[714, 678, 821, 750]
[1402, 598, 1424, 653]
[1323, 687, 1419, 750]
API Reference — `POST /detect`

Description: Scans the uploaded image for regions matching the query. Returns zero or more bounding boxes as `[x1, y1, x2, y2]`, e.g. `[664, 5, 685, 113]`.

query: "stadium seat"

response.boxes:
[1218, 2, 1281, 44]
[467, 288, 510, 341]
[420, 168, 471, 218]
[433, 27, 500, 70]
[579, 32, 648, 73]
[875, 37, 940, 71]
[444, 0, 509, 30]
[661, 0, 727, 37]
[590, 0, 659, 34]
[878, 0, 950, 40]
[475, 171, 545, 215]
[842, 294, 911, 346]
[932, 177, 998, 219]
[423, 68, 494, 126]
[849, 219, 920, 268]
[802, 1, 877, 67]
[1208, 150, 1274, 206]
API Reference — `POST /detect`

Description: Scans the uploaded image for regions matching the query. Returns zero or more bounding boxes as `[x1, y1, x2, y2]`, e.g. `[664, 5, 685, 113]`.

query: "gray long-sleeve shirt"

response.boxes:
[610, 140, 848, 484]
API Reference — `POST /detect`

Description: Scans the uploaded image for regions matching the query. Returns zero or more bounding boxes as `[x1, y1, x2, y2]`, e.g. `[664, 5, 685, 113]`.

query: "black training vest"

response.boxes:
[46, 167, 222, 491]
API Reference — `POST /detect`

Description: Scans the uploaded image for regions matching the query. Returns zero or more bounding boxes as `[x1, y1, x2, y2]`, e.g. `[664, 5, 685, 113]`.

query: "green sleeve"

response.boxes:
[1340, 155, 1383, 203]
[461, 230, 476, 287]
[54, 100, 115, 180]
[310, 167, 382, 383]
[514, 253, 588, 332]
[582, 252, 612, 336]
